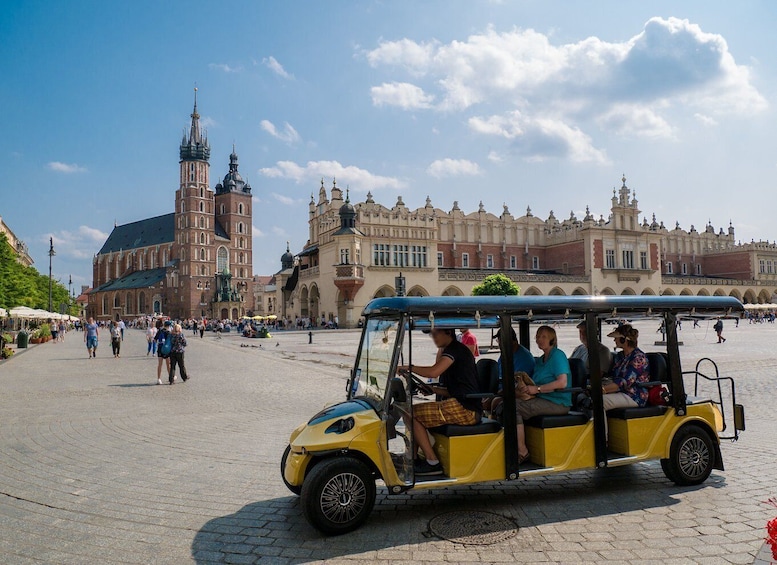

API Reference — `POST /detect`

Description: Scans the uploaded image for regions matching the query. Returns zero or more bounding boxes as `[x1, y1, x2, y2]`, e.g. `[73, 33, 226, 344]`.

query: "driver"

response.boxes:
[397, 328, 481, 476]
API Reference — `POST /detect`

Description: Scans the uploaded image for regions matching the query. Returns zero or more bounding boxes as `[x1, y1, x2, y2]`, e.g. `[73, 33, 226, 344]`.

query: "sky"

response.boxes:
[1, 1, 776, 290]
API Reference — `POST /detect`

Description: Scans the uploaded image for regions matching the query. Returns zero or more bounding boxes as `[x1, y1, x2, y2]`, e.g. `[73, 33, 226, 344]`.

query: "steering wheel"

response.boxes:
[400, 371, 435, 395]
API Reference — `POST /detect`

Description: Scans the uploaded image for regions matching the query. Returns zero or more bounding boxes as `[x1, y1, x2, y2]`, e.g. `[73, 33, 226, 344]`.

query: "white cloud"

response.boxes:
[271, 226, 289, 237]
[260, 120, 301, 144]
[263, 56, 293, 79]
[251, 224, 265, 237]
[208, 63, 242, 73]
[260, 160, 405, 190]
[272, 192, 302, 206]
[694, 113, 718, 126]
[200, 116, 217, 129]
[45, 225, 108, 259]
[597, 104, 674, 139]
[48, 161, 87, 173]
[487, 150, 503, 163]
[365, 18, 765, 161]
[427, 158, 481, 178]
[370, 82, 434, 109]
[469, 111, 608, 164]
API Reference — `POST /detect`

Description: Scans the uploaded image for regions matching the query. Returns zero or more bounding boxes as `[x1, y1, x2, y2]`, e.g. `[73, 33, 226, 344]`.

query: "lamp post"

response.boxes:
[395, 271, 406, 297]
[68, 275, 72, 315]
[48, 237, 56, 313]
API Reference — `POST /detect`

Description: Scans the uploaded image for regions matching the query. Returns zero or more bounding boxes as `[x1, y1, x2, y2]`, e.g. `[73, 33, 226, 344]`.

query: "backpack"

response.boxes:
[160, 331, 173, 356]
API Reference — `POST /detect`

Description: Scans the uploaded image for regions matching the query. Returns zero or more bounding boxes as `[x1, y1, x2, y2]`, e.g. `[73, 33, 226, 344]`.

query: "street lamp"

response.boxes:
[48, 237, 56, 313]
[68, 275, 72, 315]
[395, 271, 406, 297]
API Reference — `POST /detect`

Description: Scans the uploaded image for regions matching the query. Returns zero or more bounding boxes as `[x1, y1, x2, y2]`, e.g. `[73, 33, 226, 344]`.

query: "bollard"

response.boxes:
[308, 331, 313, 344]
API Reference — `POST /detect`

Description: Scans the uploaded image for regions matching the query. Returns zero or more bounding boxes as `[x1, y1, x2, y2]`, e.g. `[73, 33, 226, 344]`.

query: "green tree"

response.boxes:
[0, 233, 76, 314]
[471, 273, 521, 296]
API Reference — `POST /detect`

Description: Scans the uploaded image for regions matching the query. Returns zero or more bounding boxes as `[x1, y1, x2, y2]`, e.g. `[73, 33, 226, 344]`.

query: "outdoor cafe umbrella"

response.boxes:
[0, 308, 7, 317]
[9, 306, 36, 319]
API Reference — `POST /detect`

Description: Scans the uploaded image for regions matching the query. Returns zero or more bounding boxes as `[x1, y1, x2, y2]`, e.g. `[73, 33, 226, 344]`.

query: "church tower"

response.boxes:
[175, 87, 214, 318]
[213, 146, 254, 318]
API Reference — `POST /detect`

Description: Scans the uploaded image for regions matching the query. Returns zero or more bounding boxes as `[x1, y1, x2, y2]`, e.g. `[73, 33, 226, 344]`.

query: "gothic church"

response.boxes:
[88, 91, 254, 321]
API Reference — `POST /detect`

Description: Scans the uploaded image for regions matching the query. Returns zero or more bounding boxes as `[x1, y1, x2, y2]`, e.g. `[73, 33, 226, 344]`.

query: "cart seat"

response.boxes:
[607, 405, 667, 419]
[525, 411, 589, 429]
[431, 418, 502, 437]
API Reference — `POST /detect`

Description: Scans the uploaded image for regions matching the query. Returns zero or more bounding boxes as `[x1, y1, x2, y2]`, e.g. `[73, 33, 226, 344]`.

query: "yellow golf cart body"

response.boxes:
[282, 295, 745, 535]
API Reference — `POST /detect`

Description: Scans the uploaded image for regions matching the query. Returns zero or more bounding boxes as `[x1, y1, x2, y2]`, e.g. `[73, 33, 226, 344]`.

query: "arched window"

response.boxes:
[138, 292, 146, 313]
[163, 249, 168, 265]
[238, 222, 244, 234]
[126, 292, 132, 313]
[201, 265, 206, 276]
[181, 201, 186, 213]
[239, 268, 244, 278]
[200, 232, 205, 244]
[239, 252, 244, 263]
[239, 237, 244, 249]
[200, 187, 204, 198]
[220, 204, 225, 215]
[197, 281, 202, 289]
[199, 216, 205, 228]
[199, 201, 204, 212]
[200, 248, 206, 261]
[238, 203, 244, 215]
[217, 247, 228, 273]
[114, 295, 120, 308]
[189, 163, 195, 182]
[181, 249, 186, 261]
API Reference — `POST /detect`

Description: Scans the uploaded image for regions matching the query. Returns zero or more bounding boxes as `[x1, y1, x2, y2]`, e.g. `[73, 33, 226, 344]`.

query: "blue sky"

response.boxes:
[1, 1, 776, 289]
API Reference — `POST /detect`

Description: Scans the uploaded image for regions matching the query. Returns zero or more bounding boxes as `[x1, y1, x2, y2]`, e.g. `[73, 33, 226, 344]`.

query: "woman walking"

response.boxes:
[146, 322, 158, 356]
[155, 320, 171, 385]
[169, 323, 189, 384]
[110, 321, 122, 358]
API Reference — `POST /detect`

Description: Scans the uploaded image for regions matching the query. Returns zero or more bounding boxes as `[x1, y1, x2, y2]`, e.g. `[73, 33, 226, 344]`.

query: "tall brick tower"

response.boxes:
[175, 87, 214, 318]
[213, 146, 254, 319]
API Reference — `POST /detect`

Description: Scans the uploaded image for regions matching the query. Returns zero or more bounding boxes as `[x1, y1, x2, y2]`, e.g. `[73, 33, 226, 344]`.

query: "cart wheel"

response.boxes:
[280, 445, 301, 496]
[301, 457, 376, 535]
[661, 425, 715, 486]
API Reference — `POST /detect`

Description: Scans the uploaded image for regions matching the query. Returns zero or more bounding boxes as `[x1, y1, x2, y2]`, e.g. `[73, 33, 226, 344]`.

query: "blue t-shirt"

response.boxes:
[532, 347, 572, 407]
[498, 344, 536, 382]
[86, 323, 98, 338]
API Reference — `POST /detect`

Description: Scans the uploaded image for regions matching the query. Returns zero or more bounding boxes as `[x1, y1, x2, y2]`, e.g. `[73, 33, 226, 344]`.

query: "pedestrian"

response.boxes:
[110, 321, 122, 358]
[714, 318, 726, 343]
[459, 328, 479, 357]
[155, 320, 172, 385]
[199, 320, 205, 339]
[49, 318, 59, 343]
[58, 321, 66, 342]
[146, 322, 158, 356]
[84, 317, 99, 358]
[169, 323, 189, 384]
[118, 319, 126, 341]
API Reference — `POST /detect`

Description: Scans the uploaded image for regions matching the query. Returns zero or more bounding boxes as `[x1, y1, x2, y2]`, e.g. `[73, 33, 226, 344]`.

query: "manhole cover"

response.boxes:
[428, 511, 518, 545]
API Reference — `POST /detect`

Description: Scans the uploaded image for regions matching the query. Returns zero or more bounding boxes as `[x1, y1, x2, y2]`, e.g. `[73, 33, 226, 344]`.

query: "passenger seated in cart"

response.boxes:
[514, 325, 572, 464]
[486, 327, 535, 416]
[603, 324, 650, 411]
[397, 328, 481, 476]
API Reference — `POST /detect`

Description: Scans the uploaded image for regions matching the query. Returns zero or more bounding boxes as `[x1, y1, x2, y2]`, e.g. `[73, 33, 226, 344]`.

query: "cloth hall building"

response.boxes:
[260, 177, 777, 328]
[88, 92, 254, 321]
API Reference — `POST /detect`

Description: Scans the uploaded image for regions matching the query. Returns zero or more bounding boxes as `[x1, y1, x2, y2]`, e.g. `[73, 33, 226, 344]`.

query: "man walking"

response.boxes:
[84, 317, 99, 358]
[714, 318, 726, 343]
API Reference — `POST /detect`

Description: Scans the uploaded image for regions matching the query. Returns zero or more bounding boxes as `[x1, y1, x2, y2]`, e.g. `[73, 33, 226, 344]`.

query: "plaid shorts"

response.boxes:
[414, 398, 479, 428]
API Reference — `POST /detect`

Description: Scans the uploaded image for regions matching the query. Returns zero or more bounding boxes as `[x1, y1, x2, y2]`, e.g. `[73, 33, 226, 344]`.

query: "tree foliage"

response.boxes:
[0, 233, 76, 313]
[471, 273, 521, 296]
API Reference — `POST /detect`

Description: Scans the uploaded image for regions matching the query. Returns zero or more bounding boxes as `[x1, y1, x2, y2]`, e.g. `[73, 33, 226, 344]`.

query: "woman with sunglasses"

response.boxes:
[604, 324, 650, 411]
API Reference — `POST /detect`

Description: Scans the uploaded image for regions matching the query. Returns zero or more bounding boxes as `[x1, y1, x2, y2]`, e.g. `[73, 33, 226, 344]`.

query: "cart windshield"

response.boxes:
[350, 317, 401, 408]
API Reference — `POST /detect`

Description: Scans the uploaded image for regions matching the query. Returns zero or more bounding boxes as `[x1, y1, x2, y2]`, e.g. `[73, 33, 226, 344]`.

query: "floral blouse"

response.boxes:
[610, 348, 650, 407]
[171, 333, 187, 354]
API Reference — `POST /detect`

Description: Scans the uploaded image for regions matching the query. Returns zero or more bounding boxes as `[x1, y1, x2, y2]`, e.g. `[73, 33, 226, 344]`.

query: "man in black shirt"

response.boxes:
[397, 328, 481, 476]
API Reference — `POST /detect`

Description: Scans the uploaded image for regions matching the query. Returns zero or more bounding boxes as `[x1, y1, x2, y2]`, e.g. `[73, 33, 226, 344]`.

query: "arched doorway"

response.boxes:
[441, 286, 464, 297]
[300, 286, 309, 317]
[661, 288, 675, 296]
[309, 285, 320, 322]
[743, 289, 756, 304]
[153, 299, 161, 314]
[220, 308, 228, 319]
[572, 287, 587, 296]
[524, 286, 542, 296]
[549, 287, 565, 296]
[680, 288, 693, 296]
[407, 285, 429, 297]
[641, 288, 656, 295]
[373, 285, 396, 298]
[232, 308, 239, 320]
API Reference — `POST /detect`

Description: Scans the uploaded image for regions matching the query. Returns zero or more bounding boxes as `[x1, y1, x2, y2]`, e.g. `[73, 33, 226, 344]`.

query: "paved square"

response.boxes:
[0, 320, 775, 564]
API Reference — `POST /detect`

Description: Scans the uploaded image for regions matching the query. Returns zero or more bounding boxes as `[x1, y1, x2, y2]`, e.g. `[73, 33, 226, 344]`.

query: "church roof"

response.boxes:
[214, 219, 229, 240]
[93, 268, 168, 292]
[98, 213, 175, 255]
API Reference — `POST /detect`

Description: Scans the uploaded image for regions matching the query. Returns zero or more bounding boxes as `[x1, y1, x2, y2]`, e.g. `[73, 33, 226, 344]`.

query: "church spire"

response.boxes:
[180, 87, 210, 162]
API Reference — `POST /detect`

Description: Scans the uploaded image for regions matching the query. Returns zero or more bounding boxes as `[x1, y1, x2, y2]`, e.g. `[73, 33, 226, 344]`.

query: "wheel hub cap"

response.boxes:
[320, 472, 367, 524]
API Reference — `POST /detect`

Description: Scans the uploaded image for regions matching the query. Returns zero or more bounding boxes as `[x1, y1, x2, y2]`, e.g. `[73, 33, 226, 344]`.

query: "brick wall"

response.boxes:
[701, 251, 752, 279]
[544, 241, 586, 275]
[593, 239, 603, 269]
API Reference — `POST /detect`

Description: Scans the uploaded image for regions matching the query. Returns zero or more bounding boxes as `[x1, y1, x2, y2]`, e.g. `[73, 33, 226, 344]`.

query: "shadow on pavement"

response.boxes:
[108, 383, 158, 388]
[192, 463, 713, 563]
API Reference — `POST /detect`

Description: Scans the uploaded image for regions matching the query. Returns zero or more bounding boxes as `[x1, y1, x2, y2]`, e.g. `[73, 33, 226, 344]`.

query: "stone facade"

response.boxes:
[0, 215, 33, 267]
[88, 92, 254, 321]
[263, 175, 777, 328]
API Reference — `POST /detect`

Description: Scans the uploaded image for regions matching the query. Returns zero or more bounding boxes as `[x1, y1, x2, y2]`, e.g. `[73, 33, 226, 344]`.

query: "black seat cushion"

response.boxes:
[525, 411, 589, 429]
[607, 405, 667, 419]
[568, 357, 587, 389]
[431, 418, 502, 437]
[475, 358, 499, 395]
[646, 352, 668, 383]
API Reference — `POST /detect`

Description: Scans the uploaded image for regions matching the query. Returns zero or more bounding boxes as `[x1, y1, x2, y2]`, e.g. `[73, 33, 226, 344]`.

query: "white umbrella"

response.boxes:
[9, 306, 36, 318]
[0, 308, 6, 317]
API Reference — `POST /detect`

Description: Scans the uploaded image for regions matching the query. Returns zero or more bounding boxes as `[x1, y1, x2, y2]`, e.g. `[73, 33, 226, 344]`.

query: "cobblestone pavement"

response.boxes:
[0, 320, 775, 564]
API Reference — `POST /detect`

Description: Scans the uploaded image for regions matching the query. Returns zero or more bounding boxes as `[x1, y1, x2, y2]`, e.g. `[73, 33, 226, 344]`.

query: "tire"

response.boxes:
[301, 457, 376, 535]
[280, 445, 302, 496]
[661, 425, 715, 486]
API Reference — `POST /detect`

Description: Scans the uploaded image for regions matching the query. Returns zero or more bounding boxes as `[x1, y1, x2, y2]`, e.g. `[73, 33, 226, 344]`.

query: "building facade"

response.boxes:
[88, 91, 254, 321]
[269, 176, 777, 328]
[0, 215, 34, 267]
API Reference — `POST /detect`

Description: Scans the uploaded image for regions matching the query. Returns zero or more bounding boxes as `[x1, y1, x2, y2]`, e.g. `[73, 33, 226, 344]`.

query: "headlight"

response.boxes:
[325, 417, 355, 434]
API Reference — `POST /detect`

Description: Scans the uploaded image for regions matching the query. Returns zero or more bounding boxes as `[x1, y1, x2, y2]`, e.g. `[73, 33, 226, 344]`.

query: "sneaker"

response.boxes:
[414, 460, 444, 476]
[157, 379, 162, 385]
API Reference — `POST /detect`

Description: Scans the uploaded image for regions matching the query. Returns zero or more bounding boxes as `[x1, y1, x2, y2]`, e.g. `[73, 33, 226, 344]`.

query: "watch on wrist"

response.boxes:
[537, 386, 542, 394]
